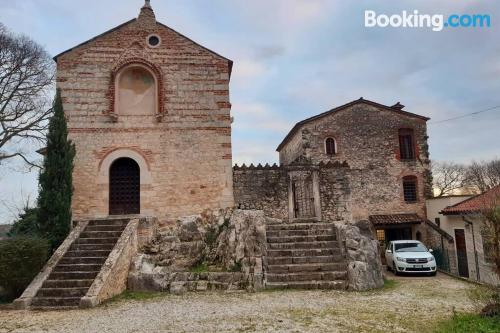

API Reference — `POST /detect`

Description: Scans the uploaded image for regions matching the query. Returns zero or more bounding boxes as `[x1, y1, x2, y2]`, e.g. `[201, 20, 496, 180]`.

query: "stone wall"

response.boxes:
[57, 6, 233, 223]
[233, 163, 351, 222]
[278, 101, 431, 222]
[233, 164, 288, 219]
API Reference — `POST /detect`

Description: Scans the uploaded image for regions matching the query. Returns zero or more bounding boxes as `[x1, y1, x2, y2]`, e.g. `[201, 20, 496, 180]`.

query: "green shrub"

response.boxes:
[434, 313, 500, 333]
[0, 237, 49, 302]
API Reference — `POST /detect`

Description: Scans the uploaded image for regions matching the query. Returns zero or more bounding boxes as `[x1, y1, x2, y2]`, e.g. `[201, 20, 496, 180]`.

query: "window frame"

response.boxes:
[324, 137, 337, 155]
[402, 175, 418, 203]
[398, 128, 416, 160]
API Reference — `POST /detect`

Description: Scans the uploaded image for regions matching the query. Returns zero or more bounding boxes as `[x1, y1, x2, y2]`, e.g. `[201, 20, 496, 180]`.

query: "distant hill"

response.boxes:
[0, 224, 12, 239]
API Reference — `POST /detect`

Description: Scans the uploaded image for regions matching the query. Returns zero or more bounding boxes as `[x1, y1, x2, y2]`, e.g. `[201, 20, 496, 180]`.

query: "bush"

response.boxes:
[8, 207, 40, 238]
[0, 237, 49, 302]
[434, 313, 500, 333]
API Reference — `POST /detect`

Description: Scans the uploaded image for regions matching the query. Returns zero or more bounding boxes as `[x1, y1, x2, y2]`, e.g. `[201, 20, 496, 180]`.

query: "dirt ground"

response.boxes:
[0, 273, 478, 333]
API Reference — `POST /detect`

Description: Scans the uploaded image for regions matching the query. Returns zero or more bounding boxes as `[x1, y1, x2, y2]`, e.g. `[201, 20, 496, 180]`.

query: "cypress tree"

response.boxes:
[37, 89, 75, 251]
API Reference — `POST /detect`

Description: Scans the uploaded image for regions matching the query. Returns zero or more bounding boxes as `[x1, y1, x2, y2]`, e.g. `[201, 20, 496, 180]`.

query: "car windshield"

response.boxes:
[394, 242, 428, 252]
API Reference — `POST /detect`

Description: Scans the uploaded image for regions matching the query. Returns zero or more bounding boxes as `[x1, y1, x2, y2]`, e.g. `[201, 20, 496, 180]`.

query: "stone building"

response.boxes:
[55, 1, 233, 223]
[235, 98, 435, 242]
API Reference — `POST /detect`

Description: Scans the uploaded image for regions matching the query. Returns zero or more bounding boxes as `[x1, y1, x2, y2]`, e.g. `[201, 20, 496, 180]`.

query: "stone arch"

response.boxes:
[97, 148, 152, 185]
[107, 58, 165, 120]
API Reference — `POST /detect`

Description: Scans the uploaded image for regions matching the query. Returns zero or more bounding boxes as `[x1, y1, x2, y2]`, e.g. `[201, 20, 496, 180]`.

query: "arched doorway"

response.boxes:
[109, 158, 140, 215]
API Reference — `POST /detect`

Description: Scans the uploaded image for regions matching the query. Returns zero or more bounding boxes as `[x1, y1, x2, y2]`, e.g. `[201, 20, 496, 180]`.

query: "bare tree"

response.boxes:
[432, 161, 468, 197]
[467, 159, 500, 193]
[0, 23, 54, 169]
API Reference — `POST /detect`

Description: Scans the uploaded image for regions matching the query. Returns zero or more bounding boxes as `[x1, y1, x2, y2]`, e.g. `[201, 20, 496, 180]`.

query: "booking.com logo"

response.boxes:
[365, 10, 491, 31]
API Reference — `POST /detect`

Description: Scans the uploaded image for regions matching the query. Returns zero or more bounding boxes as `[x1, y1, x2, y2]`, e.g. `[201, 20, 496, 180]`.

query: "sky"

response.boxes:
[0, 0, 499, 223]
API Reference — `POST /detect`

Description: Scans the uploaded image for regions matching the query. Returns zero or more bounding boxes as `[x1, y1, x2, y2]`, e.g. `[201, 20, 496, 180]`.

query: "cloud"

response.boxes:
[233, 102, 291, 133]
[253, 45, 285, 60]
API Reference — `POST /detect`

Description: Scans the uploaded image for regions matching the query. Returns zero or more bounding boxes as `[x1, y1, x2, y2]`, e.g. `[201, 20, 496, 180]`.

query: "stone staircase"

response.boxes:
[264, 221, 347, 289]
[30, 219, 129, 309]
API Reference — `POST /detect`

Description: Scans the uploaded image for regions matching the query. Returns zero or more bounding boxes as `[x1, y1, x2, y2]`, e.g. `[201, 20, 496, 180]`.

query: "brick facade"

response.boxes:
[56, 4, 234, 223]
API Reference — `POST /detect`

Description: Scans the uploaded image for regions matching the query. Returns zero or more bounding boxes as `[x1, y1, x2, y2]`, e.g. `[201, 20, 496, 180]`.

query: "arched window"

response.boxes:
[325, 138, 337, 155]
[402, 175, 418, 203]
[116, 65, 157, 116]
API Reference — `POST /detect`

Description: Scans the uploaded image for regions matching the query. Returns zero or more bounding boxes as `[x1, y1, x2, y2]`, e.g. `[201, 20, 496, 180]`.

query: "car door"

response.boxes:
[385, 242, 393, 267]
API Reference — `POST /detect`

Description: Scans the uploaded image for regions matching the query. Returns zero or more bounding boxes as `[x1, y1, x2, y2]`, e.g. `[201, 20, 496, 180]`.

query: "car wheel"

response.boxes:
[387, 264, 391, 272]
[393, 262, 399, 276]
[429, 271, 437, 276]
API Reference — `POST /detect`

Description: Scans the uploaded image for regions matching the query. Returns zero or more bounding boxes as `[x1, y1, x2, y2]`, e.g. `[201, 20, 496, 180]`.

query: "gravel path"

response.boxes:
[0, 273, 477, 333]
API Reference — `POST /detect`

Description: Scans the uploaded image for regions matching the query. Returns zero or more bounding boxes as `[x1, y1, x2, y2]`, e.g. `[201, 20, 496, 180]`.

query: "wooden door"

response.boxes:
[454, 229, 469, 278]
[109, 158, 140, 215]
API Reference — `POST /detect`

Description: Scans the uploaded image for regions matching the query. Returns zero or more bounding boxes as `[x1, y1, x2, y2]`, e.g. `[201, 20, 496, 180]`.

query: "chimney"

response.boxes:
[138, 0, 156, 28]
[391, 102, 405, 110]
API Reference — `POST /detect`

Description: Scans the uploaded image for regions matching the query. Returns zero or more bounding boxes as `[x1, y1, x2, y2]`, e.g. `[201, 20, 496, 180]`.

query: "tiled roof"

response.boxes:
[369, 213, 424, 226]
[441, 185, 500, 215]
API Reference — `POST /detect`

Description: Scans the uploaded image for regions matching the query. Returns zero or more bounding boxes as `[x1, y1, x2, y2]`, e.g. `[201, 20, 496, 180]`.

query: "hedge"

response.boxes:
[0, 237, 49, 302]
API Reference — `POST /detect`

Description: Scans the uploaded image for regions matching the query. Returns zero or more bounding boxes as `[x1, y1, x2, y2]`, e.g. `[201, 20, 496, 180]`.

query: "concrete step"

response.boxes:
[69, 243, 115, 251]
[267, 235, 336, 243]
[266, 280, 346, 290]
[74, 237, 118, 245]
[267, 248, 340, 257]
[80, 231, 123, 238]
[65, 250, 111, 257]
[266, 223, 335, 231]
[53, 264, 103, 272]
[267, 262, 346, 273]
[88, 219, 129, 227]
[85, 225, 126, 232]
[43, 279, 94, 289]
[267, 255, 343, 265]
[37, 287, 88, 298]
[49, 271, 100, 280]
[267, 241, 340, 250]
[266, 229, 334, 237]
[31, 297, 81, 307]
[59, 257, 107, 265]
[266, 271, 347, 282]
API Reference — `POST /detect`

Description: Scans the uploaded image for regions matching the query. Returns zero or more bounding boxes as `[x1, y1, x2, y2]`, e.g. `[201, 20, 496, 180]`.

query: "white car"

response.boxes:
[385, 240, 437, 276]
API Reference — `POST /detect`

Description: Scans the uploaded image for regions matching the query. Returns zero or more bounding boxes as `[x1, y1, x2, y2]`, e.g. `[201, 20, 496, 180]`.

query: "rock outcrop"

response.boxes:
[334, 220, 384, 291]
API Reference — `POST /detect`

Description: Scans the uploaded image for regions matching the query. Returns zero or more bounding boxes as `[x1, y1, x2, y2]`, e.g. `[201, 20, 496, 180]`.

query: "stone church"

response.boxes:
[15, 2, 456, 310]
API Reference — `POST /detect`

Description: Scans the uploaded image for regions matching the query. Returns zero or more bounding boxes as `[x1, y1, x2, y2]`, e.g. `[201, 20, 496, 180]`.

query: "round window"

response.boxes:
[147, 35, 161, 48]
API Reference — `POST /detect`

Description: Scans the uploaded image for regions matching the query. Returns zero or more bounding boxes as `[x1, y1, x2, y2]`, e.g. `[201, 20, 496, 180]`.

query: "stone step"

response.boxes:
[266, 229, 334, 237]
[267, 255, 343, 265]
[267, 262, 346, 273]
[267, 235, 336, 243]
[64, 250, 111, 257]
[59, 257, 107, 265]
[74, 237, 118, 245]
[80, 231, 123, 238]
[88, 219, 129, 227]
[267, 248, 341, 257]
[49, 271, 100, 280]
[267, 241, 340, 250]
[31, 297, 81, 307]
[266, 280, 346, 290]
[43, 279, 94, 288]
[53, 264, 103, 272]
[266, 271, 347, 282]
[85, 225, 126, 232]
[37, 287, 88, 298]
[69, 243, 115, 251]
[266, 223, 335, 231]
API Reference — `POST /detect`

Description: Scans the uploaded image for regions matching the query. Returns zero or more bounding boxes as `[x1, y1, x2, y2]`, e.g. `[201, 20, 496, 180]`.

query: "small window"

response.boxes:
[403, 176, 418, 203]
[399, 129, 415, 160]
[434, 217, 441, 227]
[482, 230, 495, 263]
[325, 137, 336, 155]
[147, 34, 161, 48]
[376, 229, 385, 246]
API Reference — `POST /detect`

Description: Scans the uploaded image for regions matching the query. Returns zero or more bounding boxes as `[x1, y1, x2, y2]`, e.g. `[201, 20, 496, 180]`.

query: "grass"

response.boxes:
[190, 263, 209, 273]
[382, 278, 399, 290]
[434, 313, 500, 333]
